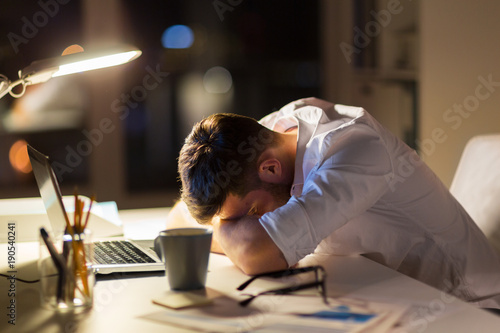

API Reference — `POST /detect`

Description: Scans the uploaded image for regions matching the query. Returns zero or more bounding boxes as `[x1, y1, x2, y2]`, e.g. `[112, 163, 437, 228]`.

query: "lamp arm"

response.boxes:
[0, 75, 11, 99]
[0, 75, 27, 99]
[7, 79, 27, 98]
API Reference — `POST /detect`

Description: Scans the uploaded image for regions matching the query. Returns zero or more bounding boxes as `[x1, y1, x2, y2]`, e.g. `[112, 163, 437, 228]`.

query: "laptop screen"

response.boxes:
[27, 145, 69, 237]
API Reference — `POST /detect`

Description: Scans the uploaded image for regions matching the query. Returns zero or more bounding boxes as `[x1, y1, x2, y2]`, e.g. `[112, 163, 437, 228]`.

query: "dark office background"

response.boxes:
[0, 0, 321, 206]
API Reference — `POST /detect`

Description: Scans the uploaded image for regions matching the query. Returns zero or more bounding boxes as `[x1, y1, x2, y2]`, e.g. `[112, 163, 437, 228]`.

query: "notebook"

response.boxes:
[27, 144, 165, 274]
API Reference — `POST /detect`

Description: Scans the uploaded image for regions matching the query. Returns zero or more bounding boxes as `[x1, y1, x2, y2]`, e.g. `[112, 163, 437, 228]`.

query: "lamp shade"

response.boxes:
[19, 45, 142, 85]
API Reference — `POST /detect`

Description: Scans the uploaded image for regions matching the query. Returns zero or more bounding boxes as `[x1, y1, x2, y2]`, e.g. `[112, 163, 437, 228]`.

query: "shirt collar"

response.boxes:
[289, 106, 325, 197]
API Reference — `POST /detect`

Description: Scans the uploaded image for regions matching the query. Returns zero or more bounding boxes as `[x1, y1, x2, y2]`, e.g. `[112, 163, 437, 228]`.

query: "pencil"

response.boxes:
[83, 195, 95, 230]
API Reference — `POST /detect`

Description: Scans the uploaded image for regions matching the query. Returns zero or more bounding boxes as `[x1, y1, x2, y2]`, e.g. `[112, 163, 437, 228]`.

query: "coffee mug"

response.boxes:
[155, 228, 212, 290]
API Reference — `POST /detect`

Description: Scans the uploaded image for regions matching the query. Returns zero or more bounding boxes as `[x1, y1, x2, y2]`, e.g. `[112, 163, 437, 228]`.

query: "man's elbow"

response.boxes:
[239, 260, 285, 276]
[235, 243, 288, 276]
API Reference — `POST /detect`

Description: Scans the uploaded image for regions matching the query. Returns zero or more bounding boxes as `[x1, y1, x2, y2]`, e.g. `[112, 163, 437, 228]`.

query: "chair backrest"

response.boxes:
[450, 134, 500, 254]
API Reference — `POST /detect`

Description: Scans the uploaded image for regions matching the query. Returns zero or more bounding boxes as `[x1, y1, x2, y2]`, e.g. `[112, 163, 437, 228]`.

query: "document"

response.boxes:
[141, 293, 407, 332]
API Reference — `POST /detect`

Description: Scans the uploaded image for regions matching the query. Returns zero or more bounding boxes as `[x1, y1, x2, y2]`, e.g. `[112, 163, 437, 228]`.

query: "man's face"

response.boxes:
[217, 182, 291, 222]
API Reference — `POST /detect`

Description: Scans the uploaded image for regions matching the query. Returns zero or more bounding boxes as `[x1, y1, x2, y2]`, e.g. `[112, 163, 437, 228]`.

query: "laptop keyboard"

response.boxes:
[93, 241, 156, 265]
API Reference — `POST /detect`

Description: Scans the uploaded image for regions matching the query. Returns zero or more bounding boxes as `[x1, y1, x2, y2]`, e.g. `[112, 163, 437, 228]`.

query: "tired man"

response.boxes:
[172, 97, 500, 309]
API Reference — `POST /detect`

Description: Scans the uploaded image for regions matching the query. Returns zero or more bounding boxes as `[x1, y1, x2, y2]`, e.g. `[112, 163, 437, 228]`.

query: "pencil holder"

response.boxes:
[39, 229, 94, 312]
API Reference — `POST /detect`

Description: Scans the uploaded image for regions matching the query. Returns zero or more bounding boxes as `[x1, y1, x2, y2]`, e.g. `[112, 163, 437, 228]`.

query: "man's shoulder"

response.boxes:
[261, 98, 333, 120]
[260, 97, 376, 133]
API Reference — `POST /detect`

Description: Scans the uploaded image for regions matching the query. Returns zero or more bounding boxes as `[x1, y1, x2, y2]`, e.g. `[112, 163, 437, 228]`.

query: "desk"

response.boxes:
[1, 208, 500, 332]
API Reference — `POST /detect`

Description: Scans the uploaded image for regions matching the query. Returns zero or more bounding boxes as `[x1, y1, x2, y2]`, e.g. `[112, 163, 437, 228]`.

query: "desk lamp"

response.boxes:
[0, 45, 142, 100]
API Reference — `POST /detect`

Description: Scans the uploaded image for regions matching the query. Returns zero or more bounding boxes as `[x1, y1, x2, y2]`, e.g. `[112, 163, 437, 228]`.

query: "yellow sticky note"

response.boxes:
[152, 292, 213, 310]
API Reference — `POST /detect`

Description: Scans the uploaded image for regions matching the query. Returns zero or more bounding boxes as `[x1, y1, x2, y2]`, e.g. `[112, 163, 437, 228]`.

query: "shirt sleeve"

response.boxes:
[259, 125, 394, 266]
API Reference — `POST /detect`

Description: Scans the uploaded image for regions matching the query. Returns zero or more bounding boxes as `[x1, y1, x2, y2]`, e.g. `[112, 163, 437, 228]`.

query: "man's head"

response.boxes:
[178, 113, 294, 224]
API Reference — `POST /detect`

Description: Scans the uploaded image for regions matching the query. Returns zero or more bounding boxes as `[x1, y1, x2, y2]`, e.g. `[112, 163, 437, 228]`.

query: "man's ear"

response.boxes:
[258, 158, 282, 183]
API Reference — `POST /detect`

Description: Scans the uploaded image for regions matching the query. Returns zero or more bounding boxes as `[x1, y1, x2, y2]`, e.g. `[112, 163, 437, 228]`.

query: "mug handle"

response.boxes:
[153, 236, 163, 261]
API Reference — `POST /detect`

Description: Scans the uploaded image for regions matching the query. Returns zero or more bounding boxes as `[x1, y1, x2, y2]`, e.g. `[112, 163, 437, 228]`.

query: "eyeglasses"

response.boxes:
[237, 265, 328, 307]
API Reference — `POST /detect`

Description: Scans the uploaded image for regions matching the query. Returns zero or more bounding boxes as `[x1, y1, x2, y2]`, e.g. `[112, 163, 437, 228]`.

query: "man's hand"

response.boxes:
[212, 215, 287, 275]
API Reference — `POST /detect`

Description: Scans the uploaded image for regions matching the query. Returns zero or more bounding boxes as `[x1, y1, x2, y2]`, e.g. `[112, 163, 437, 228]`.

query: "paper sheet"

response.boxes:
[141, 293, 407, 333]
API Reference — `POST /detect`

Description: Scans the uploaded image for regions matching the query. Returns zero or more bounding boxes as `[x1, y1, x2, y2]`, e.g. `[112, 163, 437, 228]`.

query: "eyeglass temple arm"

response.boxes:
[239, 280, 323, 307]
[237, 265, 323, 291]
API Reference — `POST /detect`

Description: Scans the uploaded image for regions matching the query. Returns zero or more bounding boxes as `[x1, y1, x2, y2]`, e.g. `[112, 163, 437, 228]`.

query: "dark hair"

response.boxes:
[178, 113, 279, 224]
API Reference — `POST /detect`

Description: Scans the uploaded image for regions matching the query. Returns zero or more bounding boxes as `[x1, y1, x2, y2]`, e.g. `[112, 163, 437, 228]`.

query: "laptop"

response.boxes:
[27, 144, 165, 274]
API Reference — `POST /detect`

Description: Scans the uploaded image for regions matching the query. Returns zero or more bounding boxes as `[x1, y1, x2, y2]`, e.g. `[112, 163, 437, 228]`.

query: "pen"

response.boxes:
[82, 195, 95, 231]
[72, 193, 91, 296]
[40, 227, 66, 303]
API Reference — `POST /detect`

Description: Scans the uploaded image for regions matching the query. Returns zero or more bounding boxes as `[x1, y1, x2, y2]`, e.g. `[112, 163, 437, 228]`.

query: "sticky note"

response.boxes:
[152, 292, 214, 310]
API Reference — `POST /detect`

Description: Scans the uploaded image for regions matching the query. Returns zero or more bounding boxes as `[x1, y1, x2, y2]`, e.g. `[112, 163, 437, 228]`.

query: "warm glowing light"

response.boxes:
[203, 66, 233, 94]
[162, 25, 194, 49]
[61, 44, 85, 56]
[9, 140, 32, 174]
[53, 51, 141, 77]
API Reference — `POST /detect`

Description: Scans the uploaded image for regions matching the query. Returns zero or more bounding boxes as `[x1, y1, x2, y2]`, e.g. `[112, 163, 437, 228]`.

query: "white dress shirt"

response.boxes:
[258, 97, 500, 308]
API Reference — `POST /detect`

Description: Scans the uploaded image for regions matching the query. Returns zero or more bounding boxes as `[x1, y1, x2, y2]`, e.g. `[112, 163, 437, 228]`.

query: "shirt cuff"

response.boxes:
[259, 197, 319, 266]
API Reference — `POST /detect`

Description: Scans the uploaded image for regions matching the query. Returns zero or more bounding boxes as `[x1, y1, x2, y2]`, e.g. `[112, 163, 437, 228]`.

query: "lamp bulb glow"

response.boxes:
[53, 50, 141, 77]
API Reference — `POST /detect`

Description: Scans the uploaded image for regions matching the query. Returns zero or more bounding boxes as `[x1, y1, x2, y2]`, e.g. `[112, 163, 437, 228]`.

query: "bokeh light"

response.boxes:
[9, 140, 32, 174]
[162, 25, 194, 49]
[203, 66, 233, 94]
[62, 44, 85, 56]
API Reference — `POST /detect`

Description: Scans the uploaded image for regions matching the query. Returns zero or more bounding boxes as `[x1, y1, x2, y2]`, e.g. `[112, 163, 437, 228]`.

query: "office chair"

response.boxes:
[449, 134, 500, 254]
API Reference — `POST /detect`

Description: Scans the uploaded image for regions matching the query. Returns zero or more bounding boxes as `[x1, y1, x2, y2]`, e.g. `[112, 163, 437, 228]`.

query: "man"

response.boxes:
[171, 97, 500, 309]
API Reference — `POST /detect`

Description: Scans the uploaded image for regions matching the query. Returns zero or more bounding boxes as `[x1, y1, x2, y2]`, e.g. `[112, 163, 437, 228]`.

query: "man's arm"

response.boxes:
[212, 216, 288, 275]
[166, 201, 224, 254]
